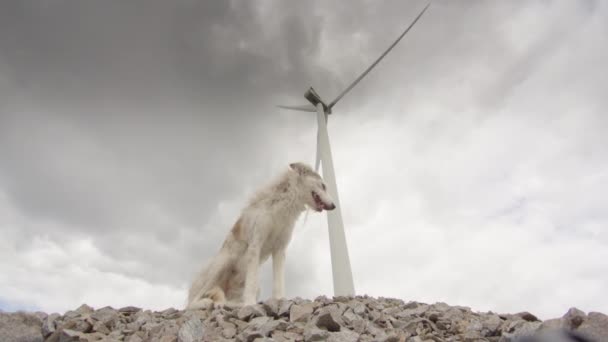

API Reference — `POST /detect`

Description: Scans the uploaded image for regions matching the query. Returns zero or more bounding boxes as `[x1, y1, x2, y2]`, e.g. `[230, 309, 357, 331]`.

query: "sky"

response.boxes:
[0, 0, 606, 320]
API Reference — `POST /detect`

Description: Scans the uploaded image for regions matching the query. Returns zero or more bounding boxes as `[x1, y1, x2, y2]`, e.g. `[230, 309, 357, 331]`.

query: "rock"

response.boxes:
[92, 320, 110, 334]
[278, 300, 293, 318]
[66, 318, 93, 333]
[76, 304, 95, 314]
[127, 332, 145, 342]
[290, 303, 314, 323]
[260, 319, 290, 336]
[177, 318, 204, 342]
[238, 305, 267, 321]
[314, 307, 343, 332]
[81, 332, 108, 341]
[58, 329, 83, 342]
[0, 312, 44, 342]
[342, 309, 358, 326]
[304, 326, 330, 341]
[464, 320, 483, 339]
[577, 312, 608, 342]
[160, 336, 179, 342]
[352, 302, 366, 316]
[248, 316, 272, 331]
[516, 311, 540, 322]
[482, 314, 503, 335]
[351, 318, 367, 334]
[91, 307, 119, 329]
[42, 313, 61, 337]
[328, 329, 359, 342]
[563, 307, 586, 329]
[263, 298, 281, 317]
[501, 321, 542, 341]
[119, 306, 142, 315]
[240, 330, 264, 342]
[218, 319, 237, 338]
[161, 308, 181, 319]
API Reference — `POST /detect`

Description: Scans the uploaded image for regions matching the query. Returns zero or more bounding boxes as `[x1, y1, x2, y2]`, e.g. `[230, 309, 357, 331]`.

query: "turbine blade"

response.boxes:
[276, 104, 317, 112]
[328, 2, 431, 109]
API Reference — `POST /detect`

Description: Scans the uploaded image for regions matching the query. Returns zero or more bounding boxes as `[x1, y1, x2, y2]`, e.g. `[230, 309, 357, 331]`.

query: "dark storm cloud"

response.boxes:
[0, 0, 338, 288]
[0, 0, 327, 231]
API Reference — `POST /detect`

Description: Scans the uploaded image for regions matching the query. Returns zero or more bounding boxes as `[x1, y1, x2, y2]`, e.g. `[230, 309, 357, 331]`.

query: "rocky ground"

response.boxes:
[1, 296, 606, 342]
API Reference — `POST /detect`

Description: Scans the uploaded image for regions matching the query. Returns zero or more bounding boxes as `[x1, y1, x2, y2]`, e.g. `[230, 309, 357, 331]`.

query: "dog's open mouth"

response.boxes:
[312, 191, 325, 212]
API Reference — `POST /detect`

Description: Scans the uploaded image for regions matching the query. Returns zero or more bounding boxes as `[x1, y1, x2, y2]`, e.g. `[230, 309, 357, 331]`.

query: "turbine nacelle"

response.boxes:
[304, 87, 332, 114]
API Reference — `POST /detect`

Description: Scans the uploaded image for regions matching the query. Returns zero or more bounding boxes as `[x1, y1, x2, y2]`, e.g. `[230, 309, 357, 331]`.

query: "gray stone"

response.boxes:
[278, 300, 293, 318]
[76, 304, 95, 314]
[59, 329, 83, 342]
[351, 319, 367, 334]
[91, 307, 119, 328]
[219, 320, 237, 338]
[290, 304, 314, 323]
[178, 318, 204, 342]
[304, 326, 329, 341]
[501, 321, 542, 341]
[365, 323, 387, 340]
[238, 305, 267, 322]
[314, 308, 343, 332]
[352, 302, 366, 316]
[577, 312, 608, 342]
[0, 312, 44, 342]
[222, 326, 237, 339]
[432, 303, 451, 313]
[263, 298, 281, 317]
[119, 306, 142, 315]
[260, 319, 290, 336]
[515, 311, 540, 322]
[342, 309, 358, 326]
[160, 336, 178, 342]
[127, 332, 145, 342]
[564, 307, 586, 329]
[241, 330, 264, 342]
[92, 320, 111, 334]
[540, 318, 565, 331]
[81, 332, 109, 341]
[43, 313, 61, 337]
[248, 316, 272, 331]
[161, 308, 181, 319]
[66, 318, 93, 333]
[328, 329, 359, 342]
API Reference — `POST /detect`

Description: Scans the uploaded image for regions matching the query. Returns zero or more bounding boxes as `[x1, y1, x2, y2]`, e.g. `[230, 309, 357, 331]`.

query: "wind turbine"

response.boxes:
[278, 3, 431, 296]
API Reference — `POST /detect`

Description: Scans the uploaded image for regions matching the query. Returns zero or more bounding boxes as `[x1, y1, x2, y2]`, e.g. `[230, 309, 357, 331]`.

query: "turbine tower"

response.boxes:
[278, 3, 431, 296]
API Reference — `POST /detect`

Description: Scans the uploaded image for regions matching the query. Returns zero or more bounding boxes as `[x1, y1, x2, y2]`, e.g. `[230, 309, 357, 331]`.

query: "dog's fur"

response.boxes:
[186, 162, 335, 309]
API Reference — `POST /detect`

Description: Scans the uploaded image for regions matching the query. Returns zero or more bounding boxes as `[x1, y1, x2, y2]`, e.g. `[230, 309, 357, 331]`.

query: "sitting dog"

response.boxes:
[186, 162, 335, 308]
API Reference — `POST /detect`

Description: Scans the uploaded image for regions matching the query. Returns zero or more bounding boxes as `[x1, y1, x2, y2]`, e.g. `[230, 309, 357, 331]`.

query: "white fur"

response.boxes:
[186, 162, 335, 308]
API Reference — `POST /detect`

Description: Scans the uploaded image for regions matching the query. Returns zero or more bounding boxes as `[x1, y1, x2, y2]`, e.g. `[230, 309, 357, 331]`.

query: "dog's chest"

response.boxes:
[260, 222, 295, 257]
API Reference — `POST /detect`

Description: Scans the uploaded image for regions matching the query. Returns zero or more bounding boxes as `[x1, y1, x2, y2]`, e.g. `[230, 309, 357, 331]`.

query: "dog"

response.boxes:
[186, 162, 336, 309]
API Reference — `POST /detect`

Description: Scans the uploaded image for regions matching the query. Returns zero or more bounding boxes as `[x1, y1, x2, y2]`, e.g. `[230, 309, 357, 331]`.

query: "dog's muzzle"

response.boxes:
[312, 192, 335, 211]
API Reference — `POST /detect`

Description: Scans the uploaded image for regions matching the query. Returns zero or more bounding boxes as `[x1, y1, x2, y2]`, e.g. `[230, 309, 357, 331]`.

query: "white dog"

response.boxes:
[186, 162, 335, 309]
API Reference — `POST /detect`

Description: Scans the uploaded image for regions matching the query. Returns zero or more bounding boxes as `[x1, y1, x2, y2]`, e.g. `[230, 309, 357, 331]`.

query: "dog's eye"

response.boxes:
[321, 184, 326, 190]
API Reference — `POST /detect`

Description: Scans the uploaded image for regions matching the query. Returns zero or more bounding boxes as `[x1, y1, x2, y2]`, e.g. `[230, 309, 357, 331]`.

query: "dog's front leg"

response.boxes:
[272, 249, 286, 299]
[242, 247, 260, 306]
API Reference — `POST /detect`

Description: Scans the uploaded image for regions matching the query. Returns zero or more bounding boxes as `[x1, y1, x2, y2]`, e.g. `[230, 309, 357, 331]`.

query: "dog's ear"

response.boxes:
[289, 162, 310, 176]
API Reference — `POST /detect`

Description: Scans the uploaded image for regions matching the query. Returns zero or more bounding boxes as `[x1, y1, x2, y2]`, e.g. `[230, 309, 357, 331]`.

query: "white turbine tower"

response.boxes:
[278, 3, 431, 296]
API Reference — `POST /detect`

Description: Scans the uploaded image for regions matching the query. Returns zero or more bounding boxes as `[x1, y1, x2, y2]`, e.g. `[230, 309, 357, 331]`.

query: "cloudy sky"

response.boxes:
[1, 0, 607, 319]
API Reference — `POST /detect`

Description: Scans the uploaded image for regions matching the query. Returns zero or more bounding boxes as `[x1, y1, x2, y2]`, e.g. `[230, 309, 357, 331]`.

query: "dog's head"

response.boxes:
[289, 162, 336, 212]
